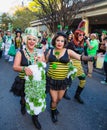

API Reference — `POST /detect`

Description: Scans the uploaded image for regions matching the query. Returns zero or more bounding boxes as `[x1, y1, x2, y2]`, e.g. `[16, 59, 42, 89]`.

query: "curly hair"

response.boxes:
[52, 32, 67, 47]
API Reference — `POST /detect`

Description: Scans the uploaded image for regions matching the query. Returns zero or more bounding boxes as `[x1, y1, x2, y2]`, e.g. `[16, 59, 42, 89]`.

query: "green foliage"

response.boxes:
[1, 13, 13, 30]
[12, 8, 37, 31]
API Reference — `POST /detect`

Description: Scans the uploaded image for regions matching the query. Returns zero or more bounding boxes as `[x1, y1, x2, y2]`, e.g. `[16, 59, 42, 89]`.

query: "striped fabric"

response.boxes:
[47, 62, 69, 80]
[71, 59, 84, 77]
[19, 71, 25, 79]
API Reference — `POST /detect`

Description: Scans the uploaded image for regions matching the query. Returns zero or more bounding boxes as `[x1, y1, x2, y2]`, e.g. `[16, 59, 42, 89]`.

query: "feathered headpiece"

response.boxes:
[77, 20, 86, 32]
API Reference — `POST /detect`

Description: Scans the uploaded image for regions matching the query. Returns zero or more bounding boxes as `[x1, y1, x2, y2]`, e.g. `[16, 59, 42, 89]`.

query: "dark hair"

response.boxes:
[103, 37, 107, 41]
[15, 29, 22, 35]
[52, 32, 67, 47]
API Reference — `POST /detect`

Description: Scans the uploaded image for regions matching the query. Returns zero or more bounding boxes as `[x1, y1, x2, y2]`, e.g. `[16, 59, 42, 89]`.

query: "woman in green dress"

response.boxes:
[13, 34, 46, 130]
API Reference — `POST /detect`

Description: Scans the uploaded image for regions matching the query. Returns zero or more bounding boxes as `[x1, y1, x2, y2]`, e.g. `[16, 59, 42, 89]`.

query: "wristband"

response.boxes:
[22, 66, 25, 72]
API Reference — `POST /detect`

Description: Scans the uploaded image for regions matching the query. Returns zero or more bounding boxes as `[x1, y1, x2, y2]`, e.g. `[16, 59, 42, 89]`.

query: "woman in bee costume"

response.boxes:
[64, 20, 87, 104]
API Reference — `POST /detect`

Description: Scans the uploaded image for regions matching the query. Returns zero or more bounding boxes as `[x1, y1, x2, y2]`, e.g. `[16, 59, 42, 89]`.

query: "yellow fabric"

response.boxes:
[47, 62, 69, 80]
[72, 59, 84, 77]
[79, 80, 86, 88]
[19, 72, 25, 79]
[71, 58, 86, 88]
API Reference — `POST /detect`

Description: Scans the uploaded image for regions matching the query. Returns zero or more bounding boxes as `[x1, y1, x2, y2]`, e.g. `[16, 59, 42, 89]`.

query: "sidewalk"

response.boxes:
[83, 63, 104, 75]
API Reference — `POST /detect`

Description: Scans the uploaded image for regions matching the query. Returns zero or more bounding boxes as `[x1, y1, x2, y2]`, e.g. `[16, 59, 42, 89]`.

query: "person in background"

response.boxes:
[11, 34, 46, 129]
[64, 20, 88, 104]
[66, 30, 74, 42]
[41, 31, 48, 52]
[87, 33, 99, 77]
[100, 37, 107, 84]
[14, 29, 23, 51]
[63, 30, 74, 100]
[101, 30, 107, 43]
[46, 31, 94, 123]
[4, 30, 14, 62]
[0, 32, 4, 58]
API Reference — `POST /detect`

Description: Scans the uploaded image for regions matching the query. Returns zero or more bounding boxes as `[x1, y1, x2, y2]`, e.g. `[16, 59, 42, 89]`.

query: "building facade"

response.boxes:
[30, 0, 107, 35]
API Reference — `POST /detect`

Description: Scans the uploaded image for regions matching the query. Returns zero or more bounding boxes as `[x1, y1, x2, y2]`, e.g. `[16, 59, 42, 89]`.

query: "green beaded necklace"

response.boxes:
[25, 48, 37, 65]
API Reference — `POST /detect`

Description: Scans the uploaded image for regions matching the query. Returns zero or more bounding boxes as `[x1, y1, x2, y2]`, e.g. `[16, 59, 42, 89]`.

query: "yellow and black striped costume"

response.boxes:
[66, 41, 86, 88]
[47, 49, 71, 90]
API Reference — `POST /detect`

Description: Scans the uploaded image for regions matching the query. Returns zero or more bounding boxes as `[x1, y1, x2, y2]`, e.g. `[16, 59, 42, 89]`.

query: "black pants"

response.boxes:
[0, 51, 2, 58]
[104, 61, 107, 82]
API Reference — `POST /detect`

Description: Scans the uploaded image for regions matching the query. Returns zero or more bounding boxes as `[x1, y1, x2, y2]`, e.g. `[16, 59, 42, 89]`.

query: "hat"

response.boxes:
[77, 20, 86, 32]
[15, 28, 22, 34]
[66, 30, 73, 36]
[56, 31, 67, 38]
[102, 30, 107, 35]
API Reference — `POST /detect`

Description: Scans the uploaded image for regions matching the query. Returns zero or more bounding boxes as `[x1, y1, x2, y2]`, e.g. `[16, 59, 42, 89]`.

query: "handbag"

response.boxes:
[10, 76, 25, 96]
[8, 43, 16, 56]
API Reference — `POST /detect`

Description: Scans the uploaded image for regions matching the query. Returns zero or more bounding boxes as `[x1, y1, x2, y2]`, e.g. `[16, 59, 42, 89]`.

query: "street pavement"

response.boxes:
[0, 58, 107, 130]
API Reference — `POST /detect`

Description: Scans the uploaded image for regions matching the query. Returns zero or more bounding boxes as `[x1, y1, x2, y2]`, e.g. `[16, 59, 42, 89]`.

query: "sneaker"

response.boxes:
[100, 81, 107, 85]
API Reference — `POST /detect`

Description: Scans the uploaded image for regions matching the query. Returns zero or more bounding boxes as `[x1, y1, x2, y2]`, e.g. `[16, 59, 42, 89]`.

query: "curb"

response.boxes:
[83, 64, 104, 75]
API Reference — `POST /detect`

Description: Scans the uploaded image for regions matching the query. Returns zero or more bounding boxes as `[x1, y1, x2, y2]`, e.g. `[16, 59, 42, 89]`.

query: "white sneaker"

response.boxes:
[100, 81, 107, 85]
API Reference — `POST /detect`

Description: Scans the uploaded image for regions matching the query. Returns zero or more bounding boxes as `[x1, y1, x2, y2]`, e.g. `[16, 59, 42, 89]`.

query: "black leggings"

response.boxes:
[104, 61, 107, 82]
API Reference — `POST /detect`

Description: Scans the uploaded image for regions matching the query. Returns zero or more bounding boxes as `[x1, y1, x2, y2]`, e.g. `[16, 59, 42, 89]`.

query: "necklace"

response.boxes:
[25, 48, 37, 65]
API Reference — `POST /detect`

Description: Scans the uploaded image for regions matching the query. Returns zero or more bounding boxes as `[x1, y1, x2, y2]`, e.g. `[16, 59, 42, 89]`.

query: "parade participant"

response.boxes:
[66, 30, 73, 42]
[46, 31, 94, 123]
[11, 33, 46, 129]
[14, 29, 23, 51]
[63, 30, 74, 100]
[64, 20, 88, 104]
[4, 30, 14, 62]
[100, 37, 107, 84]
[0, 32, 4, 58]
[87, 33, 99, 77]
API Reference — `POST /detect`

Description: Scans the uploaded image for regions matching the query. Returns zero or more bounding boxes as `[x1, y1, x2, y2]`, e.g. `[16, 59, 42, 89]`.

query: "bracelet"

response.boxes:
[22, 66, 25, 72]
[80, 55, 83, 61]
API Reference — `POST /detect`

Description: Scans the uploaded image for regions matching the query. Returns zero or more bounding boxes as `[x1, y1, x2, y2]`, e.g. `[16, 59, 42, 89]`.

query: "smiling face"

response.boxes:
[55, 36, 65, 49]
[27, 35, 37, 51]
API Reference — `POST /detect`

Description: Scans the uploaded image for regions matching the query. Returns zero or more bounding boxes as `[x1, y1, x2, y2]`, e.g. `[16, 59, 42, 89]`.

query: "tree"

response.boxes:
[28, 0, 87, 33]
[1, 13, 13, 31]
[1, 7, 37, 32]
[12, 7, 37, 32]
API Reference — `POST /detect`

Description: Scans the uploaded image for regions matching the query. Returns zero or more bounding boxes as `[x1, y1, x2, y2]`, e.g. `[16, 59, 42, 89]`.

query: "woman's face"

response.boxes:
[17, 32, 21, 37]
[55, 36, 65, 49]
[68, 33, 73, 40]
[78, 33, 84, 42]
[27, 36, 37, 50]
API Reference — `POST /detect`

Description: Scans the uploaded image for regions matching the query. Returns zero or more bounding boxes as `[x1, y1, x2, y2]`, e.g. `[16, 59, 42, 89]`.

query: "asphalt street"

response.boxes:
[0, 58, 107, 130]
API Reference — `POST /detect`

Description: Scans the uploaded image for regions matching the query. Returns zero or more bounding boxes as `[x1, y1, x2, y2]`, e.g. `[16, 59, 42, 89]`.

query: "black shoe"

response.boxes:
[32, 115, 41, 130]
[20, 100, 26, 115]
[51, 109, 58, 123]
[74, 95, 84, 104]
[63, 93, 71, 100]
[21, 105, 26, 115]
[56, 109, 60, 115]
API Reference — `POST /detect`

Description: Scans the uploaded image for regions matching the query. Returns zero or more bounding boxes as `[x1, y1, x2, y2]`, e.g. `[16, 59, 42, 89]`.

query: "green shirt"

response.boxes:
[87, 39, 98, 56]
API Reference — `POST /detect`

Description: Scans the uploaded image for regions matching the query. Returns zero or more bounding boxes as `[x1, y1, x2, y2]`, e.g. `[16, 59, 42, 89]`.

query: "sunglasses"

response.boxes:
[78, 34, 85, 37]
[28, 38, 36, 41]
